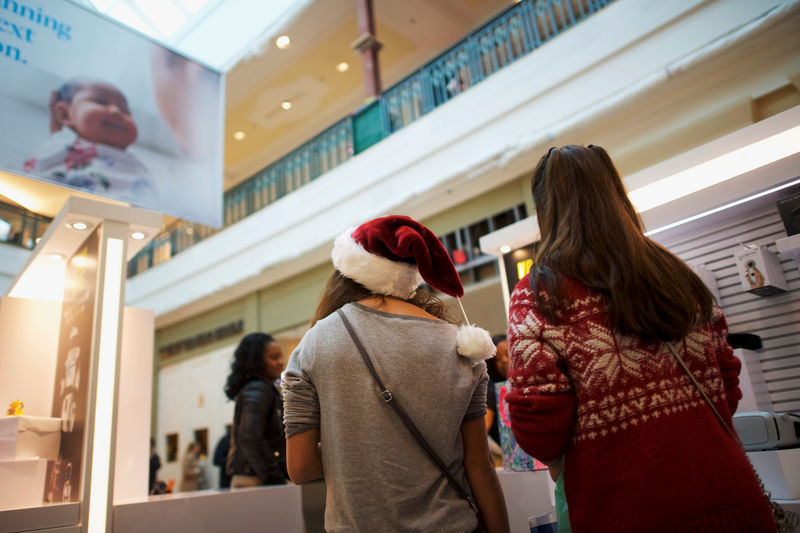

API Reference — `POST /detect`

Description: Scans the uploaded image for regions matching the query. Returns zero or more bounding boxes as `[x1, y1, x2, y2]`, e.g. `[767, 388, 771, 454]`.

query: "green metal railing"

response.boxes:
[129, 0, 613, 277]
[0, 202, 51, 250]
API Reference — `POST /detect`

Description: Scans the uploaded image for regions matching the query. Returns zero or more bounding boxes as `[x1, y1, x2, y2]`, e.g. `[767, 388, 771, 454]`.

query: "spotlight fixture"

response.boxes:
[281, 101, 292, 110]
[68, 221, 89, 230]
[233, 131, 246, 141]
[130, 231, 146, 240]
[275, 35, 291, 49]
[47, 253, 65, 262]
[500, 245, 511, 254]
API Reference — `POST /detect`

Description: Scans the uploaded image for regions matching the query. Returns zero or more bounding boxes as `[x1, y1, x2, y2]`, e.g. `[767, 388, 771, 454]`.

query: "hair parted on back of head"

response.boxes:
[529, 144, 712, 341]
[224, 332, 275, 400]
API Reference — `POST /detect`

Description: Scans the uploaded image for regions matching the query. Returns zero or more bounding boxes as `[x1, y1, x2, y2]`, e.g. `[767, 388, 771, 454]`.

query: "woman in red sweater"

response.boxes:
[506, 145, 774, 532]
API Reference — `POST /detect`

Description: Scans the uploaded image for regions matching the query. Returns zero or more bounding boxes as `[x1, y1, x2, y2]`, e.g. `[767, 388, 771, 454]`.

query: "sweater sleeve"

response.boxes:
[282, 336, 321, 438]
[505, 280, 575, 462]
[710, 305, 742, 415]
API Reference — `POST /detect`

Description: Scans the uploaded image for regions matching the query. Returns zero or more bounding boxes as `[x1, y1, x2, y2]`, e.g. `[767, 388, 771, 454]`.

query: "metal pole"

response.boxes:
[353, 0, 382, 99]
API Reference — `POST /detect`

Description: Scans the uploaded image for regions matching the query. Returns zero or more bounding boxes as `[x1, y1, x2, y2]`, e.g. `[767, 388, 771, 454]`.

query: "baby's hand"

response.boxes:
[49, 90, 62, 134]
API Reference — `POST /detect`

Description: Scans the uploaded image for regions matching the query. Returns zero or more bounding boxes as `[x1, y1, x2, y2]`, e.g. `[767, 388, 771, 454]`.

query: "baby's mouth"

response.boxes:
[101, 120, 129, 132]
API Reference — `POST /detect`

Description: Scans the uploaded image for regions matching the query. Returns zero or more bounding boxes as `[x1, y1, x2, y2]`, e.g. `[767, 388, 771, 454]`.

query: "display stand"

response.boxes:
[0, 197, 160, 533]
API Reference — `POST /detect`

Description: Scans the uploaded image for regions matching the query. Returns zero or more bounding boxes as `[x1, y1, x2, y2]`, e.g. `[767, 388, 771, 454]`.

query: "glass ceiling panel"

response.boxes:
[83, 0, 313, 71]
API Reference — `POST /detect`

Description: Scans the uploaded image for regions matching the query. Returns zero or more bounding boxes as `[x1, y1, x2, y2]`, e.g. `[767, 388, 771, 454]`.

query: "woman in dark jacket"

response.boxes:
[224, 332, 287, 487]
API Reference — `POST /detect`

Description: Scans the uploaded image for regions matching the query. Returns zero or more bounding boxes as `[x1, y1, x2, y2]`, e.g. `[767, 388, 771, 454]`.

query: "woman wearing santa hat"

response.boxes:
[282, 215, 509, 533]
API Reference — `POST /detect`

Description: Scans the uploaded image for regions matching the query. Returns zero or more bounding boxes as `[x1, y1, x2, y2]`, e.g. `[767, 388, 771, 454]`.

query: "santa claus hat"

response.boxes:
[332, 215, 495, 360]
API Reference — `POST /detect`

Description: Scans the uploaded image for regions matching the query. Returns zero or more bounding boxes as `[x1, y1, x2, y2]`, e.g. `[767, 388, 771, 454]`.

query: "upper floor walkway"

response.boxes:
[127, 0, 616, 277]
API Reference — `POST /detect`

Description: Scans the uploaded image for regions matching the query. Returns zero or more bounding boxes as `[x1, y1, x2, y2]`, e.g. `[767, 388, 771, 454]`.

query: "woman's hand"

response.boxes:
[543, 457, 564, 483]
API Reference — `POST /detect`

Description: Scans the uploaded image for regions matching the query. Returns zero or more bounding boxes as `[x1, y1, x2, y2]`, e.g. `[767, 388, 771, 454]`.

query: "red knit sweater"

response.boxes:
[506, 276, 774, 533]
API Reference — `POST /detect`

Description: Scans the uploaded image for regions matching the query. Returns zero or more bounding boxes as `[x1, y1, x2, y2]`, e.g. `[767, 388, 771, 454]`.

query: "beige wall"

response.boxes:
[155, 294, 257, 369]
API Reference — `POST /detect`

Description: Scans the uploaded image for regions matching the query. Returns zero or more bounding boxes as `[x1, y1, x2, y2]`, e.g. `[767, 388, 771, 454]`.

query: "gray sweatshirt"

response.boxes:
[282, 302, 488, 533]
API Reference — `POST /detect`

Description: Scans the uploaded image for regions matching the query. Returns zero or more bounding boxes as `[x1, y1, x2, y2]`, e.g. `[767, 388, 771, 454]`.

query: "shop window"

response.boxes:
[431, 204, 527, 291]
[166, 433, 178, 463]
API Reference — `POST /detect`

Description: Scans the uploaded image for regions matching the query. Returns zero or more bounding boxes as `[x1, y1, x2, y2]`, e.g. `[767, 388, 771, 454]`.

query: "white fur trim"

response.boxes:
[456, 325, 496, 360]
[332, 229, 422, 299]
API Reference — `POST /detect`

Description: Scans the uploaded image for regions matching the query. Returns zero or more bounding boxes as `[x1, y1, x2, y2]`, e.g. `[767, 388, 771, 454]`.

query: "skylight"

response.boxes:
[82, 0, 311, 71]
[86, 0, 217, 41]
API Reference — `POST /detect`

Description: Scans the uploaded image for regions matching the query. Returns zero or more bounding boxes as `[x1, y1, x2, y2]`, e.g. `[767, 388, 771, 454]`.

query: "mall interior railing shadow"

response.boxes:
[0, 201, 51, 251]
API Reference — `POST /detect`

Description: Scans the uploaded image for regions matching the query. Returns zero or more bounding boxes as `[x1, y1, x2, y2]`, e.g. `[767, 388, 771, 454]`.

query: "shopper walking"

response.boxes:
[225, 333, 287, 488]
[485, 333, 509, 447]
[282, 215, 509, 533]
[179, 442, 202, 492]
[506, 144, 774, 532]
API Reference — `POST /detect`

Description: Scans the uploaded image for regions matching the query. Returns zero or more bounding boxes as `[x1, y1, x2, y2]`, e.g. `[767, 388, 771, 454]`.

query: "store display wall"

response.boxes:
[0, 298, 60, 416]
[656, 203, 800, 412]
[114, 307, 154, 502]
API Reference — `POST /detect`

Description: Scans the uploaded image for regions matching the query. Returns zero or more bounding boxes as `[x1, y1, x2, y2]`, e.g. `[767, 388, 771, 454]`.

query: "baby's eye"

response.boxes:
[93, 98, 108, 105]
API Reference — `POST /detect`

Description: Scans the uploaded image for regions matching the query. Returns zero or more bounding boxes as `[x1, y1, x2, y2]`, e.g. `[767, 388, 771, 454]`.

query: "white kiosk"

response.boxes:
[0, 196, 161, 532]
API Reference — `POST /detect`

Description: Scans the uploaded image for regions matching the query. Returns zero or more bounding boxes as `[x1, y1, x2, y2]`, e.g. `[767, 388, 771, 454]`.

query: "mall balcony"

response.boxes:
[117, 0, 800, 337]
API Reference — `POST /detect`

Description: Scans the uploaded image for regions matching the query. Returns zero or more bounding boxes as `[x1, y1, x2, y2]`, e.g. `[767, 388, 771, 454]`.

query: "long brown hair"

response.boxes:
[530, 144, 712, 341]
[311, 270, 455, 326]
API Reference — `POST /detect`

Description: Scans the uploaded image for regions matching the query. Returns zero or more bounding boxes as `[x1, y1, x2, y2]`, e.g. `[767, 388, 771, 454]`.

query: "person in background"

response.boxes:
[485, 333, 509, 448]
[179, 442, 202, 492]
[148, 438, 161, 495]
[213, 427, 232, 489]
[283, 215, 509, 533]
[506, 144, 774, 532]
[225, 333, 287, 487]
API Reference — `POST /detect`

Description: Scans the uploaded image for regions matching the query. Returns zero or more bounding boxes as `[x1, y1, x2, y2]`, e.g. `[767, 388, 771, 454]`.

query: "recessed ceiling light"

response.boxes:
[281, 101, 292, 110]
[233, 131, 246, 141]
[275, 35, 291, 49]
[130, 231, 146, 240]
[47, 253, 65, 262]
[336, 62, 349, 73]
[500, 245, 512, 254]
[68, 221, 89, 230]
[35, 237, 41, 244]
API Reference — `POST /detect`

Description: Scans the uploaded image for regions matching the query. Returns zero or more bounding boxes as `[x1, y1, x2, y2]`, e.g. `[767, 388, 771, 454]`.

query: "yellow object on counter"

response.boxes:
[6, 400, 23, 416]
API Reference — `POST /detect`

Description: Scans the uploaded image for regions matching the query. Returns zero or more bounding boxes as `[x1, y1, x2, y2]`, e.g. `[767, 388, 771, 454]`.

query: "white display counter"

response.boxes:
[110, 469, 553, 533]
[0, 416, 61, 461]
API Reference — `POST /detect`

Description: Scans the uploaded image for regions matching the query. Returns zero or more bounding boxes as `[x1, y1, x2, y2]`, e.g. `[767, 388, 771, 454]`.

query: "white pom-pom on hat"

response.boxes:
[456, 324, 496, 360]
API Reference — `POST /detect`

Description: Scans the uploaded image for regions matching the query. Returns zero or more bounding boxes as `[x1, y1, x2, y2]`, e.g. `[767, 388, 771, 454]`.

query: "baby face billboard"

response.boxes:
[0, 0, 224, 227]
